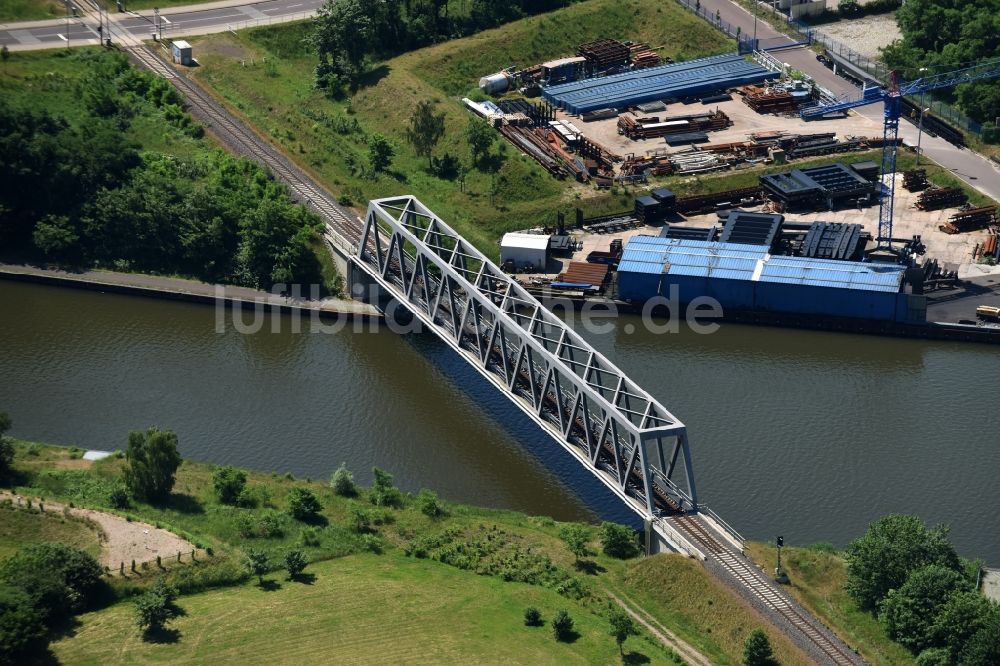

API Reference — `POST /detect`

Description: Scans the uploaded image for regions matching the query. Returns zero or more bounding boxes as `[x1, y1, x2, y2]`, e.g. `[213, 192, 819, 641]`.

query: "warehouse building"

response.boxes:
[617, 235, 912, 322]
[542, 54, 778, 115]
[500, 232, 549, 270]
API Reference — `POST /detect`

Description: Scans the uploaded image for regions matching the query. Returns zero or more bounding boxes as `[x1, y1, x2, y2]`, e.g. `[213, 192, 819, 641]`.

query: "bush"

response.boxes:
[244, 548, 269, 585]
[299, 527, 321, 548]
[132, 578, 182, 634]
[524, 606, 542, 627]
[212, 466, 247, 505]
[330, 463, 356, 497]
[370, 467, 402, 508]
[551, 609, 574, 641]
[599, 522, 641, 559]
[286, 487, 322, 522]
[0, 584, 49, 661]
[349, 504, 372, 533]
[107, 485, 129, 509]
[0, 543, 105, 624]
[743, 628, 776, 666]
[283, 550, 308, 580]
[417, 489, 445, 518]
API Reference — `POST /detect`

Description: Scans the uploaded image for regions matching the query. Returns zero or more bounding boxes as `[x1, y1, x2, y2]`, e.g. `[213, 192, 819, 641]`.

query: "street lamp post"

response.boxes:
[915, 67, 928, 166]
[752, 0, 758, 51]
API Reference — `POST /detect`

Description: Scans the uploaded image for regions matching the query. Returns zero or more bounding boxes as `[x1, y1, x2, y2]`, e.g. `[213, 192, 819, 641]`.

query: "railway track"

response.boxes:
[127, 45, 362, 249]
[670, 514, 863, 666]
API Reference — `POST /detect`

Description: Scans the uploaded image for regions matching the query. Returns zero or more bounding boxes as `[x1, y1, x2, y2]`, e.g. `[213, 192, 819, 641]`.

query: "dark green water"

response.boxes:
[1, 280, 997, 561]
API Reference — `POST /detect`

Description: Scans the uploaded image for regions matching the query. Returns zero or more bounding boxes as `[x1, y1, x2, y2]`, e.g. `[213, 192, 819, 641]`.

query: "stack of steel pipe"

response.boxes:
[940, 206, 996, 233]
[578, 39, 630, 70]
[917, 187, 967, 211]
[902, 169, 929, 191]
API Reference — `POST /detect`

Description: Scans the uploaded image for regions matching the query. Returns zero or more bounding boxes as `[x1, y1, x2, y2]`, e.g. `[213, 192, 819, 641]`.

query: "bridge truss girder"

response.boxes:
[357, 196, 697, 516]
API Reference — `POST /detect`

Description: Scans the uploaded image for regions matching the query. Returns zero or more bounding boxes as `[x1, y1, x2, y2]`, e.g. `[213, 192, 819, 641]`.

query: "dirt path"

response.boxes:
[608, 591, 713, 666]
[2, 491, 196, 568]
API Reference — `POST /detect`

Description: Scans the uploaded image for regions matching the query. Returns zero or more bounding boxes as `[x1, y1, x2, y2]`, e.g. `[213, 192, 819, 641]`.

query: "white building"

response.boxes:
[500, 233, 549, 270]
[171, 40, 192, 66]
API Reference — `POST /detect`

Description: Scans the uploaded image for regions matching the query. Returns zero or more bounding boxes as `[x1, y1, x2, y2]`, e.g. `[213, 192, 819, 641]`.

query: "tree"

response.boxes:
[368, 133, 395, 173]
[122, 427, 182, 504]
[0, 543, 104, 624]
[552, 609, 574, 641]
[599, 522, 640, 559]
[330, 463, 356, 496]
[283, 550, 308, 580]
[311, 0, 373, 86]
[743, 628, 775, 666]
[608, 606, 639, 656]
[406, 100, 446, 167]
[465, 117, 495, 169]
[244, 548, 269, 585]
[417, 489, 444, 518]
[212, 465, 247, 505]
[0, 412, 14, 479]
[0, 46, 9, 64]
[929, 591, 992, 661]
[286, 487, 322, 522]
[879, 564, 969, 653]
[0, 584, 48, 661]
[370, 467, 402, 508]
[132, 578, 182, 635]
[960, 605, 1000, 666]
[524, 606, 542, 627]
[559, 524, 591, 564]
[845, 514, 960, 611]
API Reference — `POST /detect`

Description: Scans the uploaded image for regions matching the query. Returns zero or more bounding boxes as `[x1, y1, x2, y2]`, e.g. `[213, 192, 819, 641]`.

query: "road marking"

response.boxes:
[287, 3, 302, 6]
[58, 34, 67, 41]
[161, 16, 171, 24]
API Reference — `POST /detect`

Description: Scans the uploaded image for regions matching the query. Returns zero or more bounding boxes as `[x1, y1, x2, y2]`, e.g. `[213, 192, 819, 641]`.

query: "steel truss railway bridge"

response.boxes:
[125, 43, 863, 664]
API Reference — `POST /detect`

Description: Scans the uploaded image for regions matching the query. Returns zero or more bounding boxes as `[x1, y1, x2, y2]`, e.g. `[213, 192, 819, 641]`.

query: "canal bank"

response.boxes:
[0, 263, 383, 324]
[0, 279, 997, 562]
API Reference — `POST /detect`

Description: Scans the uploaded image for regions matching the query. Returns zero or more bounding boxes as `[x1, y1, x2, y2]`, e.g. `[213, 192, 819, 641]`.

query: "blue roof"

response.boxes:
[619, 236, 905, 293]
[542, 54, 779, 114]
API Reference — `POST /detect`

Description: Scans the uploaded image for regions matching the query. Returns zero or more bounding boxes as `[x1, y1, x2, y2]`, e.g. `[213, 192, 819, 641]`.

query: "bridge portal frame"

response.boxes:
[356, 196, 697, 517]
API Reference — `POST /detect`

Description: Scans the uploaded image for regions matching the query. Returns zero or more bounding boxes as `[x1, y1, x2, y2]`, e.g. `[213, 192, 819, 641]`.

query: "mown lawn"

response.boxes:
[52, 552, 675, 665]
[746, 542, 915, 666]
[182, 0, 735, 258]
[9, 440, 824, 664]
[0, 502, 103, 561]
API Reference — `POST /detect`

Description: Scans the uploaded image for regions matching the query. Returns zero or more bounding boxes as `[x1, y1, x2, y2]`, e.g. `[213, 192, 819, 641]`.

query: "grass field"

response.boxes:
[52, 553, 675, 665]
[0, 0, 66, 21]
[0, 502, 103, 561]
[7, 440, 823, 664]
[746, 542, 915, 666]
[183, 0, 735, 258]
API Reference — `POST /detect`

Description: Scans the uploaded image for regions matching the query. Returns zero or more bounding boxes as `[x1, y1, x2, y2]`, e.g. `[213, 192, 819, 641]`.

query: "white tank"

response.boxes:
[479, 72, 511, 95]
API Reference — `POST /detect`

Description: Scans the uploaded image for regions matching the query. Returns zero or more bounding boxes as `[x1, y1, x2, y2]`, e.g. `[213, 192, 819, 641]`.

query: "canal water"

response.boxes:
[1, 280, 997, 561]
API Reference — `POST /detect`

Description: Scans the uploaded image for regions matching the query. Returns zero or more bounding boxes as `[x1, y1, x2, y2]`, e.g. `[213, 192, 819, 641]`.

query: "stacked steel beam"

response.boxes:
[628, 42, 661, 69]
[578, 39, 630, 70]
[617, 110, 731, 140]
[916, 187, 967, 211]
[939, 206, 997, 234]
[675, 187, 764, 214]
[742, 88, 798, 114]
[902, 169, 929, 191]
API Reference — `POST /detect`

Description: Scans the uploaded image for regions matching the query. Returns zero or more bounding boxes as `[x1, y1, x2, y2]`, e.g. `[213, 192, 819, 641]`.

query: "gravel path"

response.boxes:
[813, 14, 901, 61]
[2, 491, 196, 568]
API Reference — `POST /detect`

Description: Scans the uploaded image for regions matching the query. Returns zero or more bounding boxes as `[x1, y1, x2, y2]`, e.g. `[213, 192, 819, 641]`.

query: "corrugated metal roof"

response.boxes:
[501, 232, 550, 250]
[619, 236, 905, 292]
[542, 54, 779, 114]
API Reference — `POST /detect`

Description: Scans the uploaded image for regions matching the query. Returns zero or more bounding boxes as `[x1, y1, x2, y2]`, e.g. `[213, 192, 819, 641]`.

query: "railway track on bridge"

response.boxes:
[671, 515, 863, 666]
[127, 45, 865, 665]
[127, 45, 362, 249]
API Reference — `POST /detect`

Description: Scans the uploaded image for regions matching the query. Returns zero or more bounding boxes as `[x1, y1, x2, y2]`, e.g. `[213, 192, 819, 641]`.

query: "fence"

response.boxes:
[672, 0, 753, 52]
[789, 18, 987, 139]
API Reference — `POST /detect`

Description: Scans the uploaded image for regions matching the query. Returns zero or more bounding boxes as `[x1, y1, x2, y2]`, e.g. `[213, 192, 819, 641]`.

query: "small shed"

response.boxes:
[171, 40, 192, 66]
[500, 233, 549, 270]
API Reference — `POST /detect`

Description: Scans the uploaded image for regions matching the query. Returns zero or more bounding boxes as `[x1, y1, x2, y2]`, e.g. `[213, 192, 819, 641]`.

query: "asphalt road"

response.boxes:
[0, 0, 324, 48]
